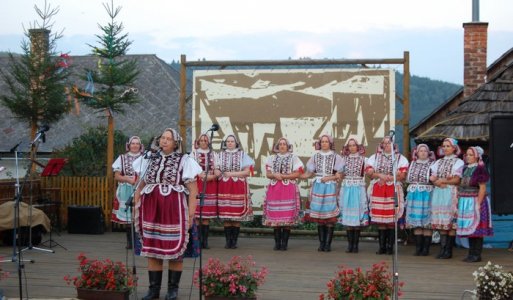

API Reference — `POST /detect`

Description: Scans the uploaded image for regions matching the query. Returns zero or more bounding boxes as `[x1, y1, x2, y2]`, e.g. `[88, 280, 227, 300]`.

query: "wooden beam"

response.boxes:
[184, 58, 405, 67]
[179, 55, 187, 150]
[403, 51, 411, 158]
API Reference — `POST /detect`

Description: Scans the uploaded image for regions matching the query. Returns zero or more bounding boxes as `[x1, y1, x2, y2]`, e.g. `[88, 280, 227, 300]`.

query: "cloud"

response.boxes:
[294, 41, 324, 58]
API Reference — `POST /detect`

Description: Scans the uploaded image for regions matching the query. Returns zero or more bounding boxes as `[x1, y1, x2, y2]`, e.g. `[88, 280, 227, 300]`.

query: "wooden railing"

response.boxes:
[41, 176, 111, 227]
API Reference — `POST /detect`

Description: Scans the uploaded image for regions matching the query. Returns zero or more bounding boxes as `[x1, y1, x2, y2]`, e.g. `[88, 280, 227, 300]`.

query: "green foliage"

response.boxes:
[74, 1, 139, 113]
[53, 126, 128, 176]
[0, 3, 70, 130]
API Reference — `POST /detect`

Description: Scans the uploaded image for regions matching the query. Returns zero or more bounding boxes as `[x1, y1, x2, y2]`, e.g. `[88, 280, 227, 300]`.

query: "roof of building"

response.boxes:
[0, 54, 185, 152]
[413, 59, 513, 143]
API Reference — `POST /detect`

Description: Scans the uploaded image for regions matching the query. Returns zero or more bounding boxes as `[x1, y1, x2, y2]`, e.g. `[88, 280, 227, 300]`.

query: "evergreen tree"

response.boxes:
[73, 1, 139, 192]
[0, 1, 70, 145]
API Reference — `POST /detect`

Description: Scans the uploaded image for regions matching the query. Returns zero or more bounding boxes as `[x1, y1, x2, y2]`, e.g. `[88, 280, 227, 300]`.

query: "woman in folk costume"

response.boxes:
[112, 136, 143, 249]
[263, 137, 304, 251]
[365, 136, 409, 255]
[217, 134, 255, 249]
[133, 128, 201, 300]
[192, 134, 221, 249]
[337, 135, 369, 253]
[457, 146, 493, 263]
[429, 137, 464, 259]
[301, 134, 344, 252]
[405, 144, 436, 256]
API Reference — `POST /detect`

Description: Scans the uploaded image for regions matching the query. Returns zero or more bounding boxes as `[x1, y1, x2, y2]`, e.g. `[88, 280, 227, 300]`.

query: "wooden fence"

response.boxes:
[41, 176, 111, 228]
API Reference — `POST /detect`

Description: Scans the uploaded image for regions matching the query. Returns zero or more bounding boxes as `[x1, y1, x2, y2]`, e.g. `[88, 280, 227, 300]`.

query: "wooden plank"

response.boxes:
[0, 233, 511, 299]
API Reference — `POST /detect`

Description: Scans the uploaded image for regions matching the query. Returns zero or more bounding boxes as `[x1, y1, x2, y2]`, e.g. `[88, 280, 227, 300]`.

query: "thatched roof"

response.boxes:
[0, 54, 187, 153]
[414, 60, 513, 143]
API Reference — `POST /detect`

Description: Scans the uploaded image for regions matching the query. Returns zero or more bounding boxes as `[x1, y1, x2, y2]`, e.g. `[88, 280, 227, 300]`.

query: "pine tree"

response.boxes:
[0, 1, 70, 146]
[73, 0, 139, 195]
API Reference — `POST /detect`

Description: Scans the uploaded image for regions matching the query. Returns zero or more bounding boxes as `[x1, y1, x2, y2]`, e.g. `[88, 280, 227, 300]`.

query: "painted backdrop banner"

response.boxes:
[192, 68, 395, 209]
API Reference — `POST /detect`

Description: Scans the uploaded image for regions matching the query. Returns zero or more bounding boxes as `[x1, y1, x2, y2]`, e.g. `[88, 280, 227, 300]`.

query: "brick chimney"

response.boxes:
[29, 28, 50, 67]
[462, 21, 488, 99]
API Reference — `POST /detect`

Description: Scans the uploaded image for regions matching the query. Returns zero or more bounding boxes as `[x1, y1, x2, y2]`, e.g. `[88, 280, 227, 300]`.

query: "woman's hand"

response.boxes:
[274, 173, 283, 181]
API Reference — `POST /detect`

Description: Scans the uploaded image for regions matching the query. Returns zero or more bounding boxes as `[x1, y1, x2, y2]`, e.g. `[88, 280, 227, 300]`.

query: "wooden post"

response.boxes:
[403, 51, 411, 158]
[106, 111, 114, 229]
[179, 54, 187, 149]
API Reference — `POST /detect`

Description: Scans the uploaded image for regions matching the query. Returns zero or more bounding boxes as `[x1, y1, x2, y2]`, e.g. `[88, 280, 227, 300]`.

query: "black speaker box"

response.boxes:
[67, 205, 105, 234]
[490, 115, 513, 214]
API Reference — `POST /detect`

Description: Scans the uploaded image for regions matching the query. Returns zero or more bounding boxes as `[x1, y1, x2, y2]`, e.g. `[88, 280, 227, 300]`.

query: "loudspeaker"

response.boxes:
[67, 205, 105, 234]
[490, 116, 513, 214]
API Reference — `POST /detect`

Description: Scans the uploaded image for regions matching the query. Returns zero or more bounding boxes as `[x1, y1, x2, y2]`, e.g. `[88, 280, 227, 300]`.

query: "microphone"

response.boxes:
[208, 124, 220, 132]
[144, 136, 161, 159]
[389, 130, 395, 137]
[38, 124, 50, 133]
[10, 141, 23, 153]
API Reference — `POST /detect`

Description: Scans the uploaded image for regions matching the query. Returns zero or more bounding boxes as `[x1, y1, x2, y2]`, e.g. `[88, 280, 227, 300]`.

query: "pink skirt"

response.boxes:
[263, 181, 300, 227]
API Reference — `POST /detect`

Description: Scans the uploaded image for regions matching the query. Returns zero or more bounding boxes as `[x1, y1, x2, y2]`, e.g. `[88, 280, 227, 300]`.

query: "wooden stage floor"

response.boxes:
[0, 231, 512, 299]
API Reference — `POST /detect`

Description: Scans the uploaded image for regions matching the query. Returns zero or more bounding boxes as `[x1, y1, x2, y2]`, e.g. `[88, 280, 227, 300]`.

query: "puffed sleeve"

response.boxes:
[182, 155, 203, 182]
[112, 156, 122, 172]
[334, 154, 344, 173]
[365, 154, 376, 172]
[306, 155, 316, 173]
[132, 156, 149, 176]
[470, 164, 490, 186]
[265, 155, 274, 172]
[430, 160, 439, 177]
[452, 158, 465, 177]
[213, 152, 220, 169]
[241, 152, 255, 169]
[292, 155, 304, 172]
[398, 154, 409, 173]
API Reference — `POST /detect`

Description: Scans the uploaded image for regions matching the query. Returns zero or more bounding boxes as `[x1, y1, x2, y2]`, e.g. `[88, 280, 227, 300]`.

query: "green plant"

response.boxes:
[320, 262, 403, 300]
[472, 261, 513, 300]
[64, 253, 136, 292]
[194, 256, 268, 298]
[53, 125, 128, 176]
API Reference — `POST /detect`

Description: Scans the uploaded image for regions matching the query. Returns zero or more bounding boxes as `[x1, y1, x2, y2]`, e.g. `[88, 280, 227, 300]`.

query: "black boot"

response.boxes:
[466, 238, 483, 263]
[224, 227, 231, 249]
[165, 270, 182, 300]
[376, 230, 387, 255]
[317, 225, 326, 252]
[142, 271, 162, 300]
[345, 230, 354, 253]
[230, 226, 240, 249]
[420, 235, 432, 256]
[463, 238, 475, 262]
[440, 235, 454, 259]
[386, 229, 395, 255]
[201, 225, 210, 249]
[414, 235, 423, 256]
[353, 230, 360, 253]
[281, 228, 290, 251]
[324, 226, 334, 252]
[273, 228, 282, 250]
[126, 227, 133, 249]
[436, 234, 448, 259]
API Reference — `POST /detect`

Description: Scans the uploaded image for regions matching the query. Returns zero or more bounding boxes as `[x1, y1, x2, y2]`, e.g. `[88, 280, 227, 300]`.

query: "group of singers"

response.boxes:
[111, 128, 493, 300]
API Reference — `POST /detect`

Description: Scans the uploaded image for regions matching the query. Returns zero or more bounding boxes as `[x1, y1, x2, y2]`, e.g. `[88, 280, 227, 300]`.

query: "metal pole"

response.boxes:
[390, 133, 400, 300]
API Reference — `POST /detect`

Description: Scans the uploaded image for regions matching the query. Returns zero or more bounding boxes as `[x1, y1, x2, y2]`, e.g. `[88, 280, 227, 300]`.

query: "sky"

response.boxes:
[1, 0, 512, 84]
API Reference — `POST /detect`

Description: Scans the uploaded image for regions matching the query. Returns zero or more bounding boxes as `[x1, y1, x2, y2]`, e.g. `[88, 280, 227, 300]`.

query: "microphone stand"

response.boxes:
[0, 143, 34, 300]
[21, 132, 55, 254]
[124, 149, 156, 283]
[389, 133, 400, 300]
[198, 129, 215, 300]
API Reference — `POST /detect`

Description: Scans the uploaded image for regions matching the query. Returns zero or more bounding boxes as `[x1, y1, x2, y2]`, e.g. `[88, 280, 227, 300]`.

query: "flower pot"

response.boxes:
[204, 296, 257, 300]
[76, 288, 130, 300]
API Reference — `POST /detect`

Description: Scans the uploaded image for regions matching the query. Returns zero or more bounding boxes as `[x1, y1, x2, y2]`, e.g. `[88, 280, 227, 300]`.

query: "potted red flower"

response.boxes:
[194, 255, 268, 299]
[319, 262, 404, 300]
[64, 253, 136, 300]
